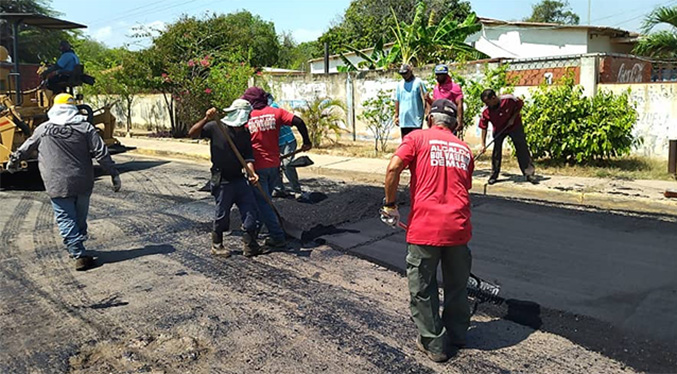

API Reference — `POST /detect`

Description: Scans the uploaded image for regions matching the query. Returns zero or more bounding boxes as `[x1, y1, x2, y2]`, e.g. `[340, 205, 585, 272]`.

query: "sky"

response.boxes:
[50, 0, 677, 49]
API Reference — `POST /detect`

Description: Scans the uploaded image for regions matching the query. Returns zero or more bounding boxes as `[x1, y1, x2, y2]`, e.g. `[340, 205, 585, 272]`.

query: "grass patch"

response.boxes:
[312, 141, 394, 159]
[496, 155, 675, 181]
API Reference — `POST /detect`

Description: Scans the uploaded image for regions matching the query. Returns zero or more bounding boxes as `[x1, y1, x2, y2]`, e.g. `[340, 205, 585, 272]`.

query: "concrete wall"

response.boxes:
[600, 83, 677, 157]
[90, 93, 172, 132]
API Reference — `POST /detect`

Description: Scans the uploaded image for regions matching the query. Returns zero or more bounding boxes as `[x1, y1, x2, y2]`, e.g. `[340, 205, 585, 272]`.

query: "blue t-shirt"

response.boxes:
[395, 77, 427, 128]
[278, 125, 295, 146]
[57, 51, 80, 73]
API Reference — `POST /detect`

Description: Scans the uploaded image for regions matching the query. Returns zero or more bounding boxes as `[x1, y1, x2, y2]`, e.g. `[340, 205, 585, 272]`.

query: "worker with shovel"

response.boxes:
[188, 100, 261, 258]
[479, 89, 536, 185]
[241, 87, 312, 248]
[382, 99, 474, 362]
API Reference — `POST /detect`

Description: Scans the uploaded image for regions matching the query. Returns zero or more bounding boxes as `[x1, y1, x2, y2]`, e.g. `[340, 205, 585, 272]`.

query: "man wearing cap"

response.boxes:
[7, 93, 121, 271]
[188, 100, 261, 258]
[241, 86, 312, 248]
[432, 64, 464, 134]
[479, 89, 536, 185]
[382, 99, 474, 362]
[395, 64, 432, 139]
[41, 40, 81, 93]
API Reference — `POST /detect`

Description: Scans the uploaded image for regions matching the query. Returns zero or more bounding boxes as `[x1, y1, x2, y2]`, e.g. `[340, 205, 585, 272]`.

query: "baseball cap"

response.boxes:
[221, 99, 252, 127]
[398, 64, 412, 74]
[430, 99, 457, 118]
[434, 64, 449, 74]
[53, 93, 76, 106]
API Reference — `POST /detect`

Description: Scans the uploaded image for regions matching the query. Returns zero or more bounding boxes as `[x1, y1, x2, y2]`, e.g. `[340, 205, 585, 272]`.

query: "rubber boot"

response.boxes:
[242, 230, 261, 257]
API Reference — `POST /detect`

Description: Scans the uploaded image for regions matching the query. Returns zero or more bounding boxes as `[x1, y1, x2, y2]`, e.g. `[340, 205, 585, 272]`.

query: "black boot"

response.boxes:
[242, 230, 261, 257]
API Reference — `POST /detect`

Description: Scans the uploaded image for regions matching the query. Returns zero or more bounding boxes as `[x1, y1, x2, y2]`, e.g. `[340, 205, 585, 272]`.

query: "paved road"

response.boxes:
[0, 154, 674, 373]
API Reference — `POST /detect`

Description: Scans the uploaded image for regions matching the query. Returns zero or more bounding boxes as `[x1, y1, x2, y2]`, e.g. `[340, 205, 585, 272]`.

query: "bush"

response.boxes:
[359, 89, 395, 153]
[297, 97, 346, 147]
[523, 72, 640, 163]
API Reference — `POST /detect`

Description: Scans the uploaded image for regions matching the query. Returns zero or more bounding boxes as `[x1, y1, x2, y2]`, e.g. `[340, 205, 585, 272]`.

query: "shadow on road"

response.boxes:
[90, 244, 176, 265]
[466, 319, 534, 350]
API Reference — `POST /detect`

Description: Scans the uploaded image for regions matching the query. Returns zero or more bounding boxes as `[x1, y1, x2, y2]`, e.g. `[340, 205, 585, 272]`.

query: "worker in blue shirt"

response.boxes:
[41, 41, 81, 93]
[267, 94, 303, 198]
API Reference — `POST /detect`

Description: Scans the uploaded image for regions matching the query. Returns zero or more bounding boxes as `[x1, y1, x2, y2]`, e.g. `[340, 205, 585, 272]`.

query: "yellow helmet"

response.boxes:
[53, 93, 76, 105]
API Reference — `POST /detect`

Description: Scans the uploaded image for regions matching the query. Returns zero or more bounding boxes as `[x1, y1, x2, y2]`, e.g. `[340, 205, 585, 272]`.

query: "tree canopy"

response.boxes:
[318, 0, 472, 53]
[633, 5, 677, 58]
[523, 0, 580, 25]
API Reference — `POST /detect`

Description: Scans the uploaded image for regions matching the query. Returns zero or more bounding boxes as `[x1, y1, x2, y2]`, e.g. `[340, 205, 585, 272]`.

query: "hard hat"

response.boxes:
[53, 93, 76, 106]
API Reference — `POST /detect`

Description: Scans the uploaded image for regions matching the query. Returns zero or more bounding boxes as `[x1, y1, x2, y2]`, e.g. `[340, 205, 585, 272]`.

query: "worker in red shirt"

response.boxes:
[382, 99, 474, 362]
[432, 64, 464, 134]
[241, 87, 312, 248]
[478, 89, 536, 185]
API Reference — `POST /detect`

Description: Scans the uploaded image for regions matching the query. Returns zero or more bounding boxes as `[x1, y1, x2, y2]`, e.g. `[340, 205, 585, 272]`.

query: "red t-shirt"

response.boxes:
[478, 94, 523, 134]
[246, 106, 295, 170]
[395, 126, 474, 246]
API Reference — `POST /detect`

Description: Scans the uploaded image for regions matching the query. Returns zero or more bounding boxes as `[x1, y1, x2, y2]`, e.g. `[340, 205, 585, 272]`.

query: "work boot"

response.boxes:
[242, 231, 261, 257]
[487, 176, 498, 185]
[416, 337, 450, 363]
[211, 243, 231, 258]
[526, 174, 538, 184]
[75, 256, 94, 271]
[211, 231, 231, 258]
[264, 236, 287, 249]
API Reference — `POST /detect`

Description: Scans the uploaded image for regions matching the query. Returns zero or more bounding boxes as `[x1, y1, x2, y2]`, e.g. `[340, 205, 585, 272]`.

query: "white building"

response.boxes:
[469, 18, 638, 59]
[308, 18, 638, 74]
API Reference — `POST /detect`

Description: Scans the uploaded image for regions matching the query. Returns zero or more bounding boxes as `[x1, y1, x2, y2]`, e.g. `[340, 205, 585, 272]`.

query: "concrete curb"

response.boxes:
[124, 146, 677, 219]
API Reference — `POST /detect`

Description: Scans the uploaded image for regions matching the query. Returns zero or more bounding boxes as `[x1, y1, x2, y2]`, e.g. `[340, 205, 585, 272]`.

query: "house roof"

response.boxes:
[308, 42, 395, 63]
[478, 17, 638, 38]
[0, 13, 86, 29]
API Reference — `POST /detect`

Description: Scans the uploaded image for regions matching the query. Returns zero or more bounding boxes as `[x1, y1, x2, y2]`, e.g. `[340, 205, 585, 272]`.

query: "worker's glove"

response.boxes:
[6, 154, 20, 173]
[379, 205, 400, 228]
[111, 173, 122, 192]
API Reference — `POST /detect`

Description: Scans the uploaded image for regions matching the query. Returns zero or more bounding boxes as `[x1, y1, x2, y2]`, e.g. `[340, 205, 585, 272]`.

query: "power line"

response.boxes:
[609, 0, 677, 28]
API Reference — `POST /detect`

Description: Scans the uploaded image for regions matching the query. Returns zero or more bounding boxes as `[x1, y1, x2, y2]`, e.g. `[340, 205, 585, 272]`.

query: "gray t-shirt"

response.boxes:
[15, 120, 118, 198]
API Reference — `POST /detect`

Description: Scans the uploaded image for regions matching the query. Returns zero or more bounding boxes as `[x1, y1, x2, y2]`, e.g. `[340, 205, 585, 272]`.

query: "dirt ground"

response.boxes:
[0, 154, 668, 373]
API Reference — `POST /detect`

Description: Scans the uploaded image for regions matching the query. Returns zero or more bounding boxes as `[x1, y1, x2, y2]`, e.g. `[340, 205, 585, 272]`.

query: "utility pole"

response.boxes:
[587, 0, 592, 25]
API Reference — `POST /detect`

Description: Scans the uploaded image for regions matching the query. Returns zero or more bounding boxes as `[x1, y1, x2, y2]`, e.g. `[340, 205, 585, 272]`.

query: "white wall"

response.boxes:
[467, 26, 588, 59]
[600, 83, 677, 158]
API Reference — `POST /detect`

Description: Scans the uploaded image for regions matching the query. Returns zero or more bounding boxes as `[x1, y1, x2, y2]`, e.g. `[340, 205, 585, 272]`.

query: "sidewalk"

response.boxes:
[121, 137, 677, 217]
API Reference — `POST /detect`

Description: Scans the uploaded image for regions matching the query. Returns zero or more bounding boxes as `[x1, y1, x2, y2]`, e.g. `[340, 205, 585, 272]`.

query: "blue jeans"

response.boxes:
[252, 167, 285, 240]
[275, 140, 301, 193]
[50, 193, 91, 259]
[211, 178, 258, 236]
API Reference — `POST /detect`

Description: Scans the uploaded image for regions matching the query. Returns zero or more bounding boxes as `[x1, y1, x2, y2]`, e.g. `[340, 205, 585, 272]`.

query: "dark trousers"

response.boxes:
[211, 178, 257, 243]
[400, 127, 421, 139]
[491, 126, 535, 178]
[407, 244, 472, 354]
[46, 73, 71, 93]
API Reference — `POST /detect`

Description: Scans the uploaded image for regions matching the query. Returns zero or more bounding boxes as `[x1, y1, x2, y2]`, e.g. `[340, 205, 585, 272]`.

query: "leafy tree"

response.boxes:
[523, 0, 580, 25]
[318, 0, 472, 53]
[0, 0, 74, 63]
[633, 5, 677, 58]
[276, 32, 320, 70]
[522, 72, 639, 163]
[296, 97, 346, 146]
[359, 89, 396, 153]
[390, 3, 484, 66]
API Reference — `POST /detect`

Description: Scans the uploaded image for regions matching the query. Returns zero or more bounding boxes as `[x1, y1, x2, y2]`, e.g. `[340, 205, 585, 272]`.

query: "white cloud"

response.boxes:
[291, 28, 322, 43]
[93, 26, 112, 40]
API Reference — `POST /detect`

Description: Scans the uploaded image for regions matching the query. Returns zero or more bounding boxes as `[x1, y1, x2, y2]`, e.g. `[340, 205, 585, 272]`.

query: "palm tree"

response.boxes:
[633, 5, 677, 58]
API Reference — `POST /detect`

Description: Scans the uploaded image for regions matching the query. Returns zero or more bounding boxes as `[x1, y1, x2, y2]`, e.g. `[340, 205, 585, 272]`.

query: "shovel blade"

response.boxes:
[279, 215, 304, 240]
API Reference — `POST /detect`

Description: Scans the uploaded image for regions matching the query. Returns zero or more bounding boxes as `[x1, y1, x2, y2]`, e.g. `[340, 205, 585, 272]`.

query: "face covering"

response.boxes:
[436, 75, 448, 84]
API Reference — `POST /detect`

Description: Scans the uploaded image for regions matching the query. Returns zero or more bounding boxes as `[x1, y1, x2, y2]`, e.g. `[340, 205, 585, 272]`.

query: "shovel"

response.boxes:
[214, 120, 303, 240]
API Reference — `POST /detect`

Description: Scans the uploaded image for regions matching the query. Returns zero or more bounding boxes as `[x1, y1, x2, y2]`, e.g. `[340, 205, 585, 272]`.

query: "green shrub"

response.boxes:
[297, 97, 347, 147]
[359, 89, 396, 153]
[522, 73, 640, 163]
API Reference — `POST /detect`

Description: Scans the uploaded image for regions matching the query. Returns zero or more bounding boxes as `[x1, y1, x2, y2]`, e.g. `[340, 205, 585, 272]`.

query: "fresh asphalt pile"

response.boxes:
[0, 154, 675, 373]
